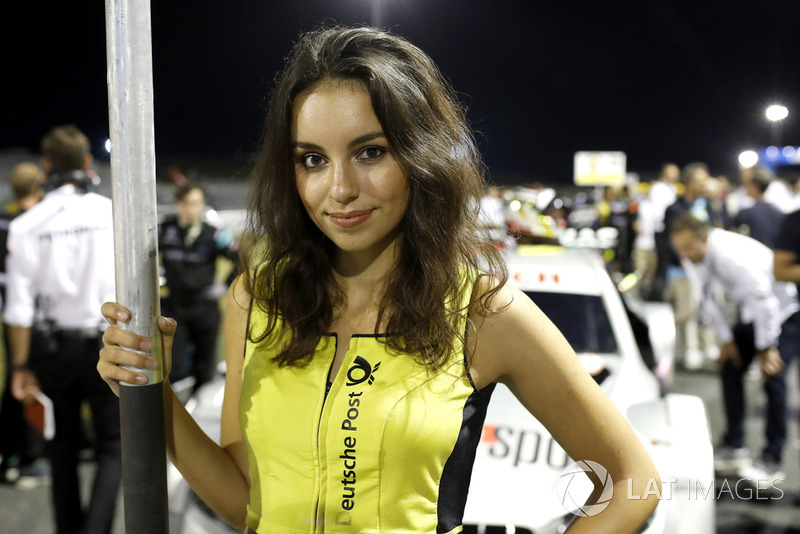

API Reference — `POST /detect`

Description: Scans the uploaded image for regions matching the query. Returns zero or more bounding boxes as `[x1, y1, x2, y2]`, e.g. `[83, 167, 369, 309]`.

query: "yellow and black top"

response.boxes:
[239, 273, 495, 533]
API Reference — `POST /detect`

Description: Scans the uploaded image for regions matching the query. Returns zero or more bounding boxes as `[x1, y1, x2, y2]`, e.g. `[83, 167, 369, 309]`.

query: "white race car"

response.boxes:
[167, 246, 714, 534]
[461, 246, 714, 533]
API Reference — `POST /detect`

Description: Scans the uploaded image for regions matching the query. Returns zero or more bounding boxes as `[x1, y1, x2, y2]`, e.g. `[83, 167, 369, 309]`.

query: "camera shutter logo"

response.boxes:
[557, 460, 614, 517]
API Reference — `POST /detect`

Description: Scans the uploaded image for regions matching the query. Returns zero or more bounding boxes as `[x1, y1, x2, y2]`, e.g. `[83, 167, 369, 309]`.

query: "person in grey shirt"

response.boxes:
[733, 166, 786, 248]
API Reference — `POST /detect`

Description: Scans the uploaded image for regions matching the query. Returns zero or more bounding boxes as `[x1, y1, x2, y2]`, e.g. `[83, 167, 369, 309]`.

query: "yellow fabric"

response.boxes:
[239, 271, 484, 533]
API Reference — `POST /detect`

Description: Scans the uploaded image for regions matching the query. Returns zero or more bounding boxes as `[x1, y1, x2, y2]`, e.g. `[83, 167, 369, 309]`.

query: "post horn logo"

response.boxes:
[346, 356, 381, 386]
[557, 460, 614, 517]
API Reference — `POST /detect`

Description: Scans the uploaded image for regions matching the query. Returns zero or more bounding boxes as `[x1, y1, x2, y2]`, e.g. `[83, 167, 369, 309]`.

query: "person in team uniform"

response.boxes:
[7, 125, 120, 534]
[158, 183, 238, 391]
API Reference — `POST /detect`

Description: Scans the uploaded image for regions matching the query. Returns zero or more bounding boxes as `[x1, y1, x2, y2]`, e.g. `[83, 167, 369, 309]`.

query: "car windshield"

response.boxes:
[523, 291, 618, 354]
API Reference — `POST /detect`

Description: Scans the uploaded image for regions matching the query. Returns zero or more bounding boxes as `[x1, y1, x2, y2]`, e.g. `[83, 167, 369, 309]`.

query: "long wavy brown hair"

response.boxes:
[243, 26, 507, 368]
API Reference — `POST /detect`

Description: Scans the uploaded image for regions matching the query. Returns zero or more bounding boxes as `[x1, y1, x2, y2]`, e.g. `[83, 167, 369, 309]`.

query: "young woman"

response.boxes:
[98, 26, 660, 533]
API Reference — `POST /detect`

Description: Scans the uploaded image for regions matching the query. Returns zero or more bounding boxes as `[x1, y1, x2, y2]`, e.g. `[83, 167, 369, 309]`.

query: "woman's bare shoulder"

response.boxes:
[228, 271, 255, 313]
[467, 277, 570, 389]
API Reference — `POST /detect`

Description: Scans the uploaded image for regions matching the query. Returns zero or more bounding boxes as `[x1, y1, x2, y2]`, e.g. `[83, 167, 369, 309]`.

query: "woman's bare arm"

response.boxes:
[98, 278, 252, 529]
[469, 282, 661, 533]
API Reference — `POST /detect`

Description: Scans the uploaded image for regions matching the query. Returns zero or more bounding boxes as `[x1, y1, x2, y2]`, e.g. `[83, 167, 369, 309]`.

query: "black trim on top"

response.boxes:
[436, 383, 496, 534]
[323, 333, 338, 394]
[244, 298, 253, 360]
[463, 312, 479, 393]
[463, 273, 490, 393]
[324, 332, 398, 338]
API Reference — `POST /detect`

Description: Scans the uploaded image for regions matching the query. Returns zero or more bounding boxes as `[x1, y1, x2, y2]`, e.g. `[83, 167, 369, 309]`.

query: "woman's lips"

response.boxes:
[328, 209, 374, 228]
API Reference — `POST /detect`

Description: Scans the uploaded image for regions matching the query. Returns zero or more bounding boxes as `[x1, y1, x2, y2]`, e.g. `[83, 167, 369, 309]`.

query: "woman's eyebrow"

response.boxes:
[292, 131, 386, 151]
[347, 131, 385, 148]
[293, 141, 322, 151]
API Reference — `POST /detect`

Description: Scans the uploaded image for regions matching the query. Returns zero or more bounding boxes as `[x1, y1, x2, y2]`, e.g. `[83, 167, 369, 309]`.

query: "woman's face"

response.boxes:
[292, 82, 410, 260]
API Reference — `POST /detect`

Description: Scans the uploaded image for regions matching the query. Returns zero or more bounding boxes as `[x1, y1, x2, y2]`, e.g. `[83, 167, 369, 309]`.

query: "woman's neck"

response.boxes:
[332, 237, 401, 312]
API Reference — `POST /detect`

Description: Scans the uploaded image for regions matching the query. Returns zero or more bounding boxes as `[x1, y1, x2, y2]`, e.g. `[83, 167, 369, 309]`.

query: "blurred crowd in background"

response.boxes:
[479, 161, 800, 371]
[0, 125, 240, 534]
[2, 130, 800, 530]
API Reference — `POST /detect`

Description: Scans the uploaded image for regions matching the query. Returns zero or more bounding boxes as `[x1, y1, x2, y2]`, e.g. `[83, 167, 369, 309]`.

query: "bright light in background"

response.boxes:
[738, 150, 758, 168]
[370, 0, 387, 27]
[105, 138, 112, 153]
[782, 146, 796, 159]
[766, 104, 788, 121]
[509, 199, 522, 211]
[766, 146, 780, 159]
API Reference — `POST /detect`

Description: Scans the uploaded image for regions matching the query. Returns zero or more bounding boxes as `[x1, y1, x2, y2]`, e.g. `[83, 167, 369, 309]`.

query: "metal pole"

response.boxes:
[104, 0, 168, 532]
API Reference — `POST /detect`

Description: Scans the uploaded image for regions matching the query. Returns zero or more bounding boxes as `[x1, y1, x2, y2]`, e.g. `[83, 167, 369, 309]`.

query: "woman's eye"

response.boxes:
[301, 154, 326, 168]
[358, 146, 387, 160]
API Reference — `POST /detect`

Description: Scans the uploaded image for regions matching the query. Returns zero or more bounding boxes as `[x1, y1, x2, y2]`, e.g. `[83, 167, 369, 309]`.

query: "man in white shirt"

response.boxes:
[649, 162, 679, 302]
[5, 125, 120, 534]
[649, 162, 680, 235]
[670, 213, 800, 484]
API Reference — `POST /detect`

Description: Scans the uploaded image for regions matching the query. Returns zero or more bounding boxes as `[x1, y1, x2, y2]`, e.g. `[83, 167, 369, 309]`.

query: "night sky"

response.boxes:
[2, 0, 800, 185]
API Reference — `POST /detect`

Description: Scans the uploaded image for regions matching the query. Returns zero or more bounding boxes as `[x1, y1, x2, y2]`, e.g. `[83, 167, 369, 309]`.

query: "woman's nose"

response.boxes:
[329, 162, 359, 204]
